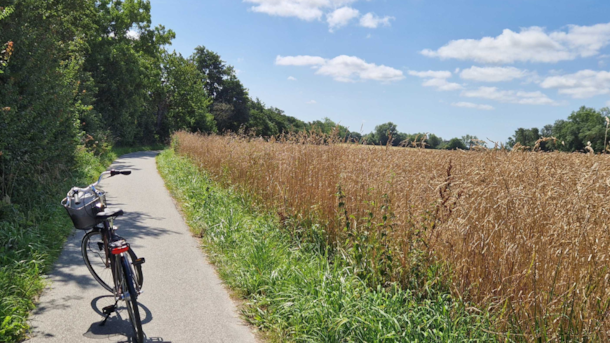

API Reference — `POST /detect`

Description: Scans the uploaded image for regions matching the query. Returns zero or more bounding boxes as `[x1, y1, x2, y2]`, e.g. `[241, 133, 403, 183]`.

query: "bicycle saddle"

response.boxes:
[96, 208, 124, 220]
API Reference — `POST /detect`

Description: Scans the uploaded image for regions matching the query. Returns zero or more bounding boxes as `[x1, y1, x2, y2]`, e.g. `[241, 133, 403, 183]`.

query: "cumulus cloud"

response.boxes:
[276, 55, 326, 66]
[421, 22, 610, 64]
[408, 70, 452, 79]
[408, 70, 463, 91]
[460, 66, 531, 82]
[451, 102, 495, 110]
[276, 55, 404, 82]
[540, 70, 610, 98]
[244, 0, 357, 21]
[288, 76, 297, 81]
[327, 6, 359, 31]
[307, 100, 317, 104]
[461, 86, 557, 105]
[359, 13, 394, 28]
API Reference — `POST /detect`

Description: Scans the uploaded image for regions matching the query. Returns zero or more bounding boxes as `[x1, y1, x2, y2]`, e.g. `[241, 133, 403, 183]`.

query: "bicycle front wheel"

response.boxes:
[121, 256, 144, 343]
[82, 230, 143, 292]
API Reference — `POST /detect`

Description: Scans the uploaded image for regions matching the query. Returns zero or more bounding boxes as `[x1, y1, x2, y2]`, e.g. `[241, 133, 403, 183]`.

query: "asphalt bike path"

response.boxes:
[26, 151, 258, 343]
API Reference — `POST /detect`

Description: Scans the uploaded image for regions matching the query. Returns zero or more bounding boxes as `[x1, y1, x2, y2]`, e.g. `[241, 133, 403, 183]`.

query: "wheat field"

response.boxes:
[174, 131, 610, 341]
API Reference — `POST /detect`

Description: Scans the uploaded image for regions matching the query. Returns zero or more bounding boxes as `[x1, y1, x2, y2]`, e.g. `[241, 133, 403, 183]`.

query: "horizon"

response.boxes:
[150, 0, 610, 143]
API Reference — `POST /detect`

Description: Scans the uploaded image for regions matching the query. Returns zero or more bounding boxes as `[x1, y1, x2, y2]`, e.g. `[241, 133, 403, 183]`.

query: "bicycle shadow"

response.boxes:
[84, 295, 171, 342]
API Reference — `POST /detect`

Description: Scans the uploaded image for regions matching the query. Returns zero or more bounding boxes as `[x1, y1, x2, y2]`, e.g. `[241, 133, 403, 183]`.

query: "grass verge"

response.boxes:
[0, 145, 164, 342]
[157, 149, 496, 342]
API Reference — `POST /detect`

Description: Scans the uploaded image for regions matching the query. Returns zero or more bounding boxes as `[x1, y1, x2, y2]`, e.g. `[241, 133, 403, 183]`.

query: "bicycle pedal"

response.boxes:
[102, 304, 116, 315]
[133, 257, 145, 266]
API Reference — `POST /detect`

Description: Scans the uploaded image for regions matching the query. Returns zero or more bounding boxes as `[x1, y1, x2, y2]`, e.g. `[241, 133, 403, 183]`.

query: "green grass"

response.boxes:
[157, 149, 496, 342]
[0, 145, 163, 342]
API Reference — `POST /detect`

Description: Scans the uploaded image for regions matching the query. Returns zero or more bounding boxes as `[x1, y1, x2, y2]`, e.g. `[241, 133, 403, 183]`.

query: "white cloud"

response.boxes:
[462, 86, 557, 105]
[451, 102, 495, 110]
[359, 12, 394, 28]
[288, 76, 297, 81]
[327, 6, 359, 31]
[244, 0, 357, 21]
[277, 55, 404, 82]
[540, 70, 610, 98]
[460, 66, 531, 82]
[422, 78, 463, 91]
[307, 100, 317, 104]
[607, 100, 610, 107]
[408, 70, 463, 91]
[421, 22, 610, 64]
[276, 55, 326, 66]
[408, 70, 452, 79]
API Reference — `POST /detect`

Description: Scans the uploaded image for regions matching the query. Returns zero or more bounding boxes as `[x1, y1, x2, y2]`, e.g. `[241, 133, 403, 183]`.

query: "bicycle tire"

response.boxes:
[121, 256, 144, 343]
[82, 230, 143, 292]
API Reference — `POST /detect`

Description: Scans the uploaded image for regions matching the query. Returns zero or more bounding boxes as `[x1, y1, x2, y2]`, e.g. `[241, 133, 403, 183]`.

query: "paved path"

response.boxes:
[26, 151, 258, 343]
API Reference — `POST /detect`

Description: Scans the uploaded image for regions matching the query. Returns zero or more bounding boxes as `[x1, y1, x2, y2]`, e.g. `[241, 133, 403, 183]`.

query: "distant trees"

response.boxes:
[507, 106, 610, 152]
[373, 122, 399, 145]
[443, 138, 467, 150]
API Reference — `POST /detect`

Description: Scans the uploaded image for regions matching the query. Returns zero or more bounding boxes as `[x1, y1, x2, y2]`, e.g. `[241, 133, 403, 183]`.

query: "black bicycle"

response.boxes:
[62, 170, 145, 343]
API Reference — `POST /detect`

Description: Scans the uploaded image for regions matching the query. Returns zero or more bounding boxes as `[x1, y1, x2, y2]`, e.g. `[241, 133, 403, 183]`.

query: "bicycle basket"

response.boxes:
[62, 191, 104, 230]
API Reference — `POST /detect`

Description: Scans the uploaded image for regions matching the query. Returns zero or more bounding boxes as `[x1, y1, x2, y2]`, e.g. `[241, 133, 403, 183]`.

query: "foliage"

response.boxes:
[152, 51, 216, 139]
[373, 121, 399, 145]
[0, 0, 88, 205]
[191, 45, 250, 132]
[157, 149, 495, 342]
[83, 0, 175, 146]
[442, 137, 467, 150]
[507, 106, 610, 153]
[0, 147, 113, 342]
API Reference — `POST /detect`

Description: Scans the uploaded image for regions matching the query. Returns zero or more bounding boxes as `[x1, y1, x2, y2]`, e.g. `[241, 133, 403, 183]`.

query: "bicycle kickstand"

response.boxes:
[100, 300, 119, 326]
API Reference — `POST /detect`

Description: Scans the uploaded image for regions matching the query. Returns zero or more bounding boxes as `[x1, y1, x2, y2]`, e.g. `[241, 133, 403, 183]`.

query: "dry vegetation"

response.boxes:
[175, 131, 610, 341]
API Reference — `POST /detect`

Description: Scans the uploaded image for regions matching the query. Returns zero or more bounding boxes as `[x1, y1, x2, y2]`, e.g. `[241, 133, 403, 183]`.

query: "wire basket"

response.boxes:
[62, 191, 105, 230]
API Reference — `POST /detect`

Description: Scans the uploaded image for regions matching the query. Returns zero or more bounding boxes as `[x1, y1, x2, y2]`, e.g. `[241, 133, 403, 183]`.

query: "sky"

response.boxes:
[149, 0, 610, 143]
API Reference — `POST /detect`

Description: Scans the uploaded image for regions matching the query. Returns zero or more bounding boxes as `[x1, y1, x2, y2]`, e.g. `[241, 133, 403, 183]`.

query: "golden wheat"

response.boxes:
[175, 131, 610, 341]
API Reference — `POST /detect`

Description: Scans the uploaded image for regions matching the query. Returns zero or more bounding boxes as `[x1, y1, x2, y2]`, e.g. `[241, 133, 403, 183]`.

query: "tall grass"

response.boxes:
[174, 131, 610, 341]
[157, 149, 495, 342]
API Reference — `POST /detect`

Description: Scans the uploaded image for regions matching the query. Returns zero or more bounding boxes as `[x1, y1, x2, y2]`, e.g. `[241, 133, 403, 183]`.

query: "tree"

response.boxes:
[83, 0, 175, 145]
[191, 45, 249, 132]
[552, 107, 606, 152]
[427, 134, 443, 149]
[152, 51, 216, 139]
[443, 138, 467, 150]
[507, 128, 540, 149]
[460, 134, 478, 149]
[0, 0, 95, 203]
[309, 118, 349, 138]
[374, 122, 399, 145]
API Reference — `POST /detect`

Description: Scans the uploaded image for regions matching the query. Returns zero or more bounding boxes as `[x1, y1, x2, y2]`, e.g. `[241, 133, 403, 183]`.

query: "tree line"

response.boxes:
[2, 0, 609, 207]
[507, 106, 610, 152]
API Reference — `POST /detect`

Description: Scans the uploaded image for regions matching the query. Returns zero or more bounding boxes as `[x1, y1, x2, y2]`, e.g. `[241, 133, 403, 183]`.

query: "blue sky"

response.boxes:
[150, 0, 610, 143]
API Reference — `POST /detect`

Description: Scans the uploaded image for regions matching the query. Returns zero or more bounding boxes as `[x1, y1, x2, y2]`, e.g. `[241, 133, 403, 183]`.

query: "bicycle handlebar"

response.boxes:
[63, 169, 131, 206]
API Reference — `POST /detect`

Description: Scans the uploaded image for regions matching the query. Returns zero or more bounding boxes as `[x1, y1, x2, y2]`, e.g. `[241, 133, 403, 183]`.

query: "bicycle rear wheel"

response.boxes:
[121, 256, 144, 343]
[82, 230, 143, 292]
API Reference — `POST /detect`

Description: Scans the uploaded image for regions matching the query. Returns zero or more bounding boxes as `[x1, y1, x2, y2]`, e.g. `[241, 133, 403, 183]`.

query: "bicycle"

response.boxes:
[62, 169, 146, 343]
